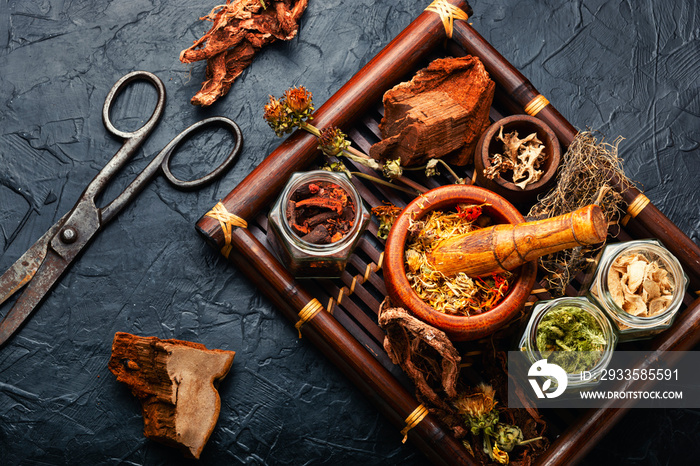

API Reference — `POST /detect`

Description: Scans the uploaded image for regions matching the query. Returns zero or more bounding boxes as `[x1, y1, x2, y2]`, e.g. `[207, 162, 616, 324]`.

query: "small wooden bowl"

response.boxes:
[474, 114, 561, 205]
[383, 185, 537, 341]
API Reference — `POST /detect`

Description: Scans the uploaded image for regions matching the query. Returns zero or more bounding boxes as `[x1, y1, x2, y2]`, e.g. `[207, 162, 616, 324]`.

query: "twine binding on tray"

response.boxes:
[620, 193, 650, 227]
[326, 252, 384, 314]
[425, 0, 469, 39]
[524, 94, 550, 116]
[295, 299, 324, 338]
[400, 404, 429, 443]
[205, 201, 248, 258]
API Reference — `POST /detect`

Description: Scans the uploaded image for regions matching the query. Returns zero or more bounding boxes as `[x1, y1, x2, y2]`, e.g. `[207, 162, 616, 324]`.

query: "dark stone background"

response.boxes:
[1, 0, 698, 464]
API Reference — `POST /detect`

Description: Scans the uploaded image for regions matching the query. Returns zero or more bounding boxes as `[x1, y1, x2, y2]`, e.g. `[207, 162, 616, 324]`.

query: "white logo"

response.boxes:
[528, 359, 568, 398]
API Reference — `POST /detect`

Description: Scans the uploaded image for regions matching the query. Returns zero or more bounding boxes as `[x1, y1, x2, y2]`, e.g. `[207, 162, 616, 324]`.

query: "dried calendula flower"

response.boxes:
[404, 205, 511, 316]
[284, 86, 315, 124]
[371, 204, 402, 240]
[264, 87, 384, 173]
[264, 95, 293, 136]
[454, 383, 543, 463]
[454, 384, 500, 450]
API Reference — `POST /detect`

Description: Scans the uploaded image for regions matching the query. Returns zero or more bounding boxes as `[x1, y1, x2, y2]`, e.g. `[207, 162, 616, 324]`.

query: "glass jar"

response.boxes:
[588, 239, 688, 342]
[519, 297, 617, 390]
[267, 170, 370, 279]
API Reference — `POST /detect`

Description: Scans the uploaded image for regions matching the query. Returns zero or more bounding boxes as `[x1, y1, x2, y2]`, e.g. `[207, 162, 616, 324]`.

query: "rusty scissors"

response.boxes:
[0, 71, 243, 347]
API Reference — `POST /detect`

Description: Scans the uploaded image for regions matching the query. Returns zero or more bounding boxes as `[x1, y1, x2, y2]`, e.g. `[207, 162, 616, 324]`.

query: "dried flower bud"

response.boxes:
[283, 86, 314, 123]
[453, 383, 498, 435]
[264, 95, 293, 136]
[371, 204, 401, 240]
[321, 161, 349, 174]
[467, 408, 499, 436]
[318, 126, 350, 157]
[382, 158, 403, 179]
[425, 159, 440, 177]
[494, 423, 524, 452]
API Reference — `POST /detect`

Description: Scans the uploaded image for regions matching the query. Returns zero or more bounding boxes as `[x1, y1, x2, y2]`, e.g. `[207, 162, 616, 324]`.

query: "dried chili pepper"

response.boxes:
[456, 203, 482, 222]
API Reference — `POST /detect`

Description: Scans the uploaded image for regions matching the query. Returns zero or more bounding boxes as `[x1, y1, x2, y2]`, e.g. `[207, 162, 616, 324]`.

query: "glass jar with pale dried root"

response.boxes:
[588, 239, 688, 342]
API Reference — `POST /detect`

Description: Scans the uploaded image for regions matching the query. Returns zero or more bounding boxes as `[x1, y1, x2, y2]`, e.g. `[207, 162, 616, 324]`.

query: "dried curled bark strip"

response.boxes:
[180, 0, 308, 106]
[378, 305, 461, 408]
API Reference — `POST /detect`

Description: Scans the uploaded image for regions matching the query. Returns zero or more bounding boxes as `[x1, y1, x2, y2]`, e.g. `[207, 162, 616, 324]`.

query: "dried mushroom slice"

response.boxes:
[649, 295, 673, 316]
[626, 260, 647, 293]
[642, 278, 661, 302]
[607, 268, 625, 308]
[622, 290, 647, 316]
[612, 252, 644, 270]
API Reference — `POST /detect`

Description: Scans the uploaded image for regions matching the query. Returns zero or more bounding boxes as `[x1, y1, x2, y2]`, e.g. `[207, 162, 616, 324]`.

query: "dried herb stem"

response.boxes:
[350, 172, 419, 195]
[395, 175, 428, 194]
[402, 159, 466, 184]
[436, 159, 466, 184]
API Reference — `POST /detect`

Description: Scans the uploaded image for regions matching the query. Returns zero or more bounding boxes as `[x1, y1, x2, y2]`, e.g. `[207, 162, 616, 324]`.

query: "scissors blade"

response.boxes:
[0, 213, 68, 306]
[0, 250, 70, 347]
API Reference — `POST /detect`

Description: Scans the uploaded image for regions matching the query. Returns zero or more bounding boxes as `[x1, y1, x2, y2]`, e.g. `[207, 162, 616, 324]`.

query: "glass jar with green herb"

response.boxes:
[519, 297, 617, 390]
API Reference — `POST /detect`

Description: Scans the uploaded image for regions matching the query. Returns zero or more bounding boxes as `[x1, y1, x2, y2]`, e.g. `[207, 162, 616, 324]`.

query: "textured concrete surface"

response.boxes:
[1, 1, 698, 464]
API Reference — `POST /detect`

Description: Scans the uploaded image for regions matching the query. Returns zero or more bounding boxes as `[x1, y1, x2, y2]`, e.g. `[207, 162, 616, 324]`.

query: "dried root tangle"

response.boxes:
[528, 131, 635, 295]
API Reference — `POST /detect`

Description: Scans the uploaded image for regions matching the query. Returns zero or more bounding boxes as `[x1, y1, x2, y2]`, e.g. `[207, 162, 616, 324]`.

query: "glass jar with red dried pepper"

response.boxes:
[267, 170, 370, 278]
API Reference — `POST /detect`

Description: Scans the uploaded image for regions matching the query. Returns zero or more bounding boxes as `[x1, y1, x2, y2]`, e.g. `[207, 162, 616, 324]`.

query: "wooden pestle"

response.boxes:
[427, 204, 607, 277]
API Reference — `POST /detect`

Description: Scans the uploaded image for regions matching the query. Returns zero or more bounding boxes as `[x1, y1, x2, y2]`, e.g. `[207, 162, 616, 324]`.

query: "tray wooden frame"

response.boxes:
[196, 2, 700, 464]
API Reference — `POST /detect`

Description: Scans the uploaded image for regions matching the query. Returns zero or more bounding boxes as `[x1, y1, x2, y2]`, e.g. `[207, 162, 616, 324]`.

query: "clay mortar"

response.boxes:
[383, 185, 537, 341]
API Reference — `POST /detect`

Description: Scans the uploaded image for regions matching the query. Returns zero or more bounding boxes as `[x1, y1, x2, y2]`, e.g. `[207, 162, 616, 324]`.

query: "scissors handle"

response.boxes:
[100, 116, 243, 223]
[102, 70, 166, 140]
[160, 116, 243, 191]
[83, 71, 166, 204]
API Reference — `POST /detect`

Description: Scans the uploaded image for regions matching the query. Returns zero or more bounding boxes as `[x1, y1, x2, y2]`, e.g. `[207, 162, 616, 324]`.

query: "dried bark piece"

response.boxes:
[370, 56, 495, 166]
[108, 332, 235, 459]
[180, 0, 309, 106]
[378, 305, 460, 409]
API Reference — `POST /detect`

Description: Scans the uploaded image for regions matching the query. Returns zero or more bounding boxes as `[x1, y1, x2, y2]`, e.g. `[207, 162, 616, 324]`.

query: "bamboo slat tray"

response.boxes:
[196, 1, 700, 464]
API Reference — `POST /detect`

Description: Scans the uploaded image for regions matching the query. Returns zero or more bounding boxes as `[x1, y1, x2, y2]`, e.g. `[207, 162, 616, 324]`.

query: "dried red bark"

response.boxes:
[180, 0, 309, 106]
[286, 180, 355, 244]
[370, 56, 495, 166]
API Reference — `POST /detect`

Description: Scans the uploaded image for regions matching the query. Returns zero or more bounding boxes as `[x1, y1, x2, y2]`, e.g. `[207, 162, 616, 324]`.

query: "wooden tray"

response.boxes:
[196, 2, 700, 464]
